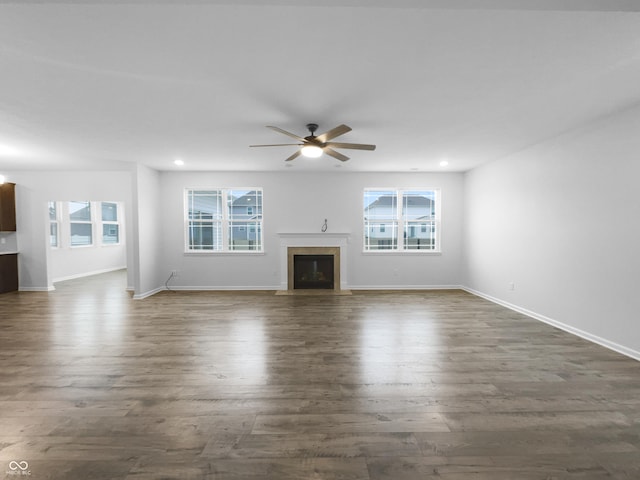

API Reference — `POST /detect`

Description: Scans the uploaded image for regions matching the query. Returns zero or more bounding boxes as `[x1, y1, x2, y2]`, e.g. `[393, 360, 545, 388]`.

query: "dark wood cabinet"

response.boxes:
[0, 182, 16, 231]
[0, 253, 18, 293]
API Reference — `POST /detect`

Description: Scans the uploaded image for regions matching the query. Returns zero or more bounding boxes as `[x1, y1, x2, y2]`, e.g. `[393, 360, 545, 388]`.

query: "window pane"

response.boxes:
[404, 221, 435, 250]
[228, 190, 262, 220]
[70, 223, 92, 246]
[403, 191, 435, 220]
[101, 202, 118, 222]
[364, 190, 397, 220]
[48, 201, 57, 221]
[229, 221, 261, 250]
[69, 201, 91, 221]
[188, 221, 222, 250]
[186, 188, 263, 253]
[363, 189, 439, 252]
[364, 221, 398, 250]
[50, 223, 58, 247]
[102, 224, 119, 244]
[188, 191, 222, 220]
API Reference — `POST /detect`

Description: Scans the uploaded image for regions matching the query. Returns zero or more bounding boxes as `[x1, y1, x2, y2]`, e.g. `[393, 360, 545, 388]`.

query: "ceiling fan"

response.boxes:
[250, 123, 376, 162]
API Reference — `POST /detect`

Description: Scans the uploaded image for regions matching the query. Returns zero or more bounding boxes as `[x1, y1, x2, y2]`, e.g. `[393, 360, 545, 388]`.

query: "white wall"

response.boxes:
[463, 104, 640, 359]
[159, 171, 465, 290]
[3, 171, 132, 290]
[131, 164, 163, 298]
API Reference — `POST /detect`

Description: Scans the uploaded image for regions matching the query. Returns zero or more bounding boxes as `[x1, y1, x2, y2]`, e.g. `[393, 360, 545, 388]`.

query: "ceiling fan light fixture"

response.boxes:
[301, 145, 323, 158]
[251, 124, 375, 163]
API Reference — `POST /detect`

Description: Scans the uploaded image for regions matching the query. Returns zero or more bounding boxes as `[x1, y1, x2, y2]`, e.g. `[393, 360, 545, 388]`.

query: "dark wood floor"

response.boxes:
[1, 270, 639, 479]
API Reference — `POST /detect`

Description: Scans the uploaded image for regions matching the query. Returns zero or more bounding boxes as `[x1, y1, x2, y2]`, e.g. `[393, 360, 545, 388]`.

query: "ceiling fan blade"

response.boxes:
[250, 143, 302, 147]
[325, 142, 376, 151]
[285, 150, 302, 162]
[315, 124, 352, 143]
[324, 147, 350, 162]
[266, 126, 307, 143]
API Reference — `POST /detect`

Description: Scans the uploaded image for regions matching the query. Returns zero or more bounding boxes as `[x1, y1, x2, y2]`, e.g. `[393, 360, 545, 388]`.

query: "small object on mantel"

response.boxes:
[321, 219, 328, 232]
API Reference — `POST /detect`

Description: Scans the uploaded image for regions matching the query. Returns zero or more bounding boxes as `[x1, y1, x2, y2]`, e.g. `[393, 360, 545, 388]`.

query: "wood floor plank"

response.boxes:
[251, 412, 451, 435]
[1, 270, 640, 479]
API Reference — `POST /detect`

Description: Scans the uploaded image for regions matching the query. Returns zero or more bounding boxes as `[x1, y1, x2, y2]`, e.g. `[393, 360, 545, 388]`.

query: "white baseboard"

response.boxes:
[350, 284, 462, 290]
[132, 286, 165, 299]
[165, 285, 279, 291]
[19, 286, 55, 292]
[155, 284, 460, 293]
[53, 266, 126, 284]
[133, 285, 278, 299]
[462, 286, 640, 362]
[24, 283, 457, 296]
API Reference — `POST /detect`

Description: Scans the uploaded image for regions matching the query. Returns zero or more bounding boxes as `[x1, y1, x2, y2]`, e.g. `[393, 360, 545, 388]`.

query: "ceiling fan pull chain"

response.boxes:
[322, 219, 328, 233]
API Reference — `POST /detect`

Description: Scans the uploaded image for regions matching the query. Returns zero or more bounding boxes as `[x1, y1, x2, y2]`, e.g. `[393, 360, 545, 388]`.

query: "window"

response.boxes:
[48, 201, 59, 247]
[69, 201, 92, 246]
[364, 189, 439, 252]
[101, 202, 120, 244]
[185, 188, 263, 252]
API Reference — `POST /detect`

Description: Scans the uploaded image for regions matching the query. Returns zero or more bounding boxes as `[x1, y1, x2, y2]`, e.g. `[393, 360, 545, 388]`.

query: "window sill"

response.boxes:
[184, 250, 265, 256]
[361, 250, 442, 256]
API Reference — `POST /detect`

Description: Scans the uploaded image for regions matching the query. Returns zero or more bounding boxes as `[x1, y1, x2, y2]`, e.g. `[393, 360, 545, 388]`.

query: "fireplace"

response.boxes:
[287, 246, 341, 292]
[293, 254, 334, 289]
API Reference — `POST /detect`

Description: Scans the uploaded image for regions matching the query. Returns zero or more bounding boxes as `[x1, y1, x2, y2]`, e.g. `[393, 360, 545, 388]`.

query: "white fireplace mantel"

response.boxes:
[277, 232, 350, 290]
[277, 232, 351, 240]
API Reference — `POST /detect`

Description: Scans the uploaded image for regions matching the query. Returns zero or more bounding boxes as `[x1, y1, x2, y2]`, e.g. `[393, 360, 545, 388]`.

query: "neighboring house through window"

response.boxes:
[185, 188, 263, 252]
[364, 189, 439, 252]
[50, 201, 123, 249]
[69, 201, 93, 246]
[101, 202, 120, 244]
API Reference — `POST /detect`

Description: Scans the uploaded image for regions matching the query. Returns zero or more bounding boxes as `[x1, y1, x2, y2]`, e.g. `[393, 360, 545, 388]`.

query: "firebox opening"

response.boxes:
[293, 254, 335, 290]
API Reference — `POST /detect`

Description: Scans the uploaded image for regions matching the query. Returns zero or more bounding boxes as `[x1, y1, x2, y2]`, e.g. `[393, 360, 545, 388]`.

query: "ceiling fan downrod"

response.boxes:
[306, 123, 319, 139]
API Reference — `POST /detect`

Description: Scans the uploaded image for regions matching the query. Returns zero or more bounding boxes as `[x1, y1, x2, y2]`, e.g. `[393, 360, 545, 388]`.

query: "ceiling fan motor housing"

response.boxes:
[306, 123, 319, 137]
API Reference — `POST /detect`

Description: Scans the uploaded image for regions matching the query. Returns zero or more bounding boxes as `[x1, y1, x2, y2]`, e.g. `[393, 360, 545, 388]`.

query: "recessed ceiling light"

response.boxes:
[174, 159, 184, 166]
[439, 160, 449, 167]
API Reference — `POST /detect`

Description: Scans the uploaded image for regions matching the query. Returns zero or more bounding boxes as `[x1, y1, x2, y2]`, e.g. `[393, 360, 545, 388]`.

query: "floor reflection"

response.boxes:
[358, 304, 442, 384]
[50, 269, 130, 352]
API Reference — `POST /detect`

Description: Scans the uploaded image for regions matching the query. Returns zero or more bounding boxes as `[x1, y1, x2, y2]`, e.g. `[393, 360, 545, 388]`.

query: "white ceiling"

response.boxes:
[1, 0, 639, 173]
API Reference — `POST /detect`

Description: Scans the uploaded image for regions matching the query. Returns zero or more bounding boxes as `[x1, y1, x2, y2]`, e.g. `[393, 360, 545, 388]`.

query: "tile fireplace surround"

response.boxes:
[277, 233, 350, 293]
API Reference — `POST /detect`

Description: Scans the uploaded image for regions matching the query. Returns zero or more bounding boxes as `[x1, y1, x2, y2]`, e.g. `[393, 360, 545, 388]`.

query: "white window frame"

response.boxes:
[69, 200, 94, 248]
[48, 201, 60, 248]
[100, 201, 121, 246]
[363, 188, 441, 253]
[184, 188, 264, 253]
